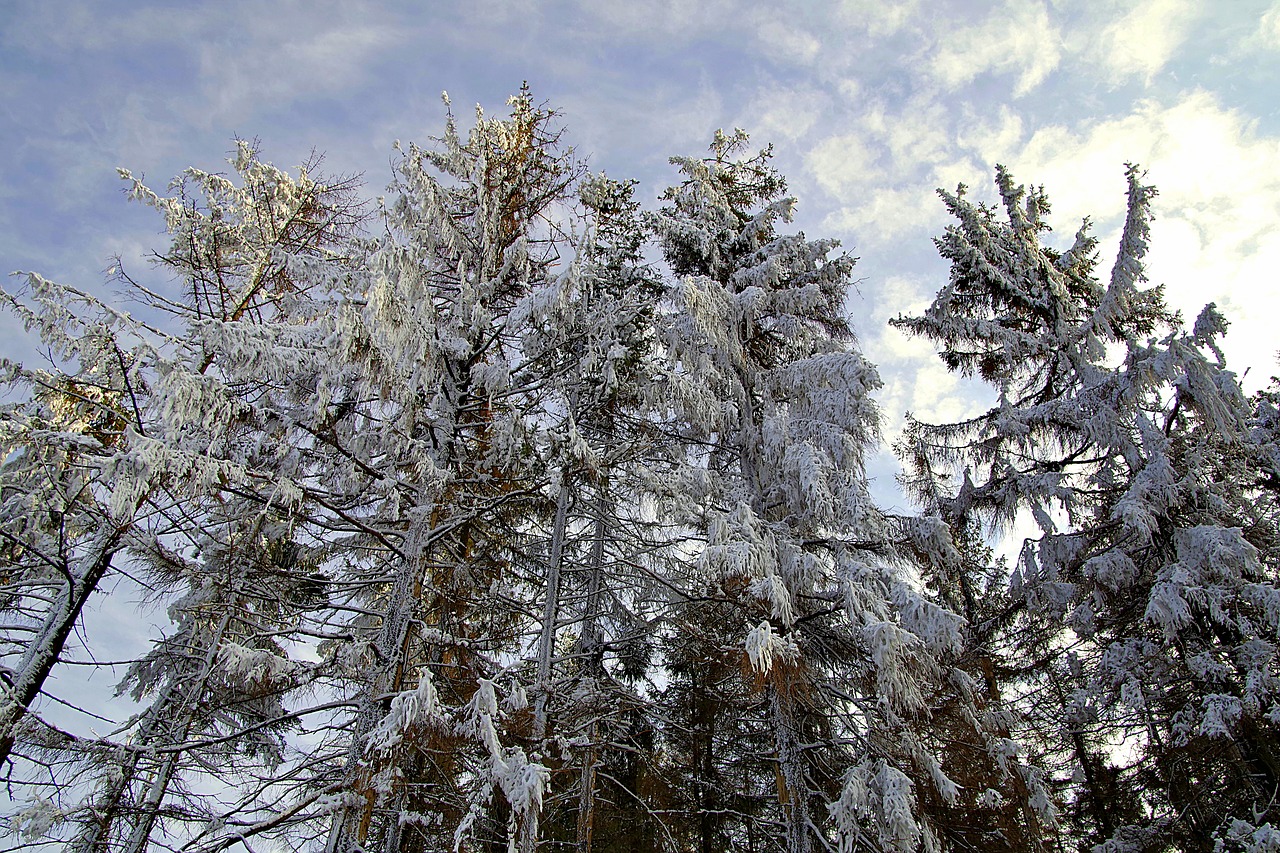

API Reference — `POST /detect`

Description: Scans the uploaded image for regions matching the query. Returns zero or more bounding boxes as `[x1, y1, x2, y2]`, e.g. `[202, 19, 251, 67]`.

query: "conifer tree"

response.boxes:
[9, 141, 364, 852]
[512, 172, 674, 852]
[653, 130, 1000, 853]
[303, 89, 586, 853]
[895, 165, 1280, 851]
[17, 93, 1257, 853]
[0, 308, 139, 771]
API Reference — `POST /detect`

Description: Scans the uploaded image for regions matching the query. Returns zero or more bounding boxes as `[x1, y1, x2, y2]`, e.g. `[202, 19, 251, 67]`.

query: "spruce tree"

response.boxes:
[314, 89, 578, 853]
[653, 130, 997, 853]
[512, 172, 673, 852]
[895, 165, 1280, 851]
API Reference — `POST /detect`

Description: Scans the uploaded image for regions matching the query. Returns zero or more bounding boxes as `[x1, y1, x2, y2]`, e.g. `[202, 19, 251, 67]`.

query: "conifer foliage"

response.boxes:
[2, 92, 1276, 853]
[895, 166, 1280, 851]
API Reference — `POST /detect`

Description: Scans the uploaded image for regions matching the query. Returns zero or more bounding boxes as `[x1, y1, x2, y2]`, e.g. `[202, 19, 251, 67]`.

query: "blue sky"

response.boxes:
[3, 0, 1279, 511]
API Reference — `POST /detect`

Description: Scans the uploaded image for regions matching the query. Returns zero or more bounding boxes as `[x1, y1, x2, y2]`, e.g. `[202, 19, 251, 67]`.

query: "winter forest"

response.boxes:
[2, 89, 1279, 853]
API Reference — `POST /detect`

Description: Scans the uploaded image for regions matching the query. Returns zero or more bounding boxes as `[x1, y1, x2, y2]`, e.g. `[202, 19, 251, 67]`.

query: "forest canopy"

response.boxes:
[2, 90, 1278, 853]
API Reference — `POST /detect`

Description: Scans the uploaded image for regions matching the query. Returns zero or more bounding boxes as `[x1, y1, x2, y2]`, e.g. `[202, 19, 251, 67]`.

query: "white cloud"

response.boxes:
[881, 97, 951, 172]
[807, 132, 883, 196]
[196, 20, 406, 125]
[739, 82, 831, 144]
[957, 104, 1024, 165]
[867, 275, 994, 446]
[755, 19, 823, 66]
[836, 0, 923, 37]
[558, 76, 727, 174]
[1, 2, 202, 54]
[836, 77, 864, 102]
[805, 91, 981, 245]
[824, 182, 950, 244]
[929, 0, 1063, 97]
[580, 0, 734, 41]
[1085, 0, 1201, 84]
[1252, 1, 1280, 51]
[805, 93, 953, 195]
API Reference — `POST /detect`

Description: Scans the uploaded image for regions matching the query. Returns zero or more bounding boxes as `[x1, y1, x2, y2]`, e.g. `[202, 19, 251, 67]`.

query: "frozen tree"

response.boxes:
[0, 91, 654, 853]
[0, 142, 363, 851]
[309, 89, 581, 853]
[100, 146, 360, 853]
[895, 165, 1280, 850]
[509, 172, 677, 852]
[0, 283, 145, 769]
[19, 93, 1265, 853]
[652, 130, 991, 853]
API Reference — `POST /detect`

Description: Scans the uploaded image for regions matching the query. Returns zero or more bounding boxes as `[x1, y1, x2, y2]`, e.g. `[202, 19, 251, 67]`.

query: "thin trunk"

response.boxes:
[732, 364, 811, 851]
[0, 529, 120, 766]
[576, 732, 599, 853]
[732, 364, 766, 519]
[771, 684, 812, 853]
[123, 600, 239, 853]
[532, 475, 571, 743]
[72, 745, 141, 853]
[521, 474, 571, 853]
[579, 500, 608, 681]
[324, 545, 423, 853]
[575, 501, 609, 851]
[1048, 673, 1114, 839]
[124, 752, 180, 852]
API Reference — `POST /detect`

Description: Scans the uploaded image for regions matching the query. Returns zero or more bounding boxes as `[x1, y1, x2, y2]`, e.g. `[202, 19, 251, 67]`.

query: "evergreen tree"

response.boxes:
[895, 165, 1280, 851]
[16, 141, 363, 852]
[20, 92, 1274, 853]
[0, 308, 139, 771]
[653, 130, 1003, 853]
[312, 89, 578, 853]
[512, 172, 674, 852]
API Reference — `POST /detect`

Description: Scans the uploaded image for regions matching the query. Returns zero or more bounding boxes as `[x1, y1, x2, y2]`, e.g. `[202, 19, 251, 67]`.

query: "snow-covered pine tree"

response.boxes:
[890, 514, 1057, 852]
[54, 142, 361, 852]
[311, 89, 580, 853]
[652, 130, 980, 853]
[509, 172, 676, 852]
[894, 165, 1280, 850]
[0, 93, 616, 853]
[0, 287, 143, 769]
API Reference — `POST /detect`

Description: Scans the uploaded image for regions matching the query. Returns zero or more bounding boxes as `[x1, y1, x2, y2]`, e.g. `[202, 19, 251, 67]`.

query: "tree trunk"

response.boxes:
[574, 499, 609, 850]
[532, 474, 571, 744]
[123, 601, 239, 853]
[325, 537, 425, 853]
[0, 529, 120, 767]
[520, 474, 572, 853]
[771, 684, 812, 853]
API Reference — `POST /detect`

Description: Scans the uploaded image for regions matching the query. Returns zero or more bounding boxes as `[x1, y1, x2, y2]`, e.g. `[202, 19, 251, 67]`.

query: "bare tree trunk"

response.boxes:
[771, 684, 812, 853]
[520, 474, 572, 853]
[0, 529, 120, 767]
[324, 543, 423, 853]
[574, 501, 609, 851]
[72, 745, 141, 853]
[576, 728, 599, 853]
[578, 500, 608, 680]
[123, 601, 239, 853]
[533, 475, 571, 743]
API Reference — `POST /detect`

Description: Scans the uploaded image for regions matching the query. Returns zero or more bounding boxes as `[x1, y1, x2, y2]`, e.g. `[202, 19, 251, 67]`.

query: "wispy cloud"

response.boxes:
[735, 82, 832, 145]
[1249, 0, 1280, 50]
[929, 0, 1063, 97]
[836, 0, 924, 38]
[1084, 0, 1202, 85]
[191, 9, 409, 126]
[3, 0, 1277, 433]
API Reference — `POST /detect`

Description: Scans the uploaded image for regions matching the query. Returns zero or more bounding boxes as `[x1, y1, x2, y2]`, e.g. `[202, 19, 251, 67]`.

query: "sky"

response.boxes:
[2, 0, 1279, 515]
